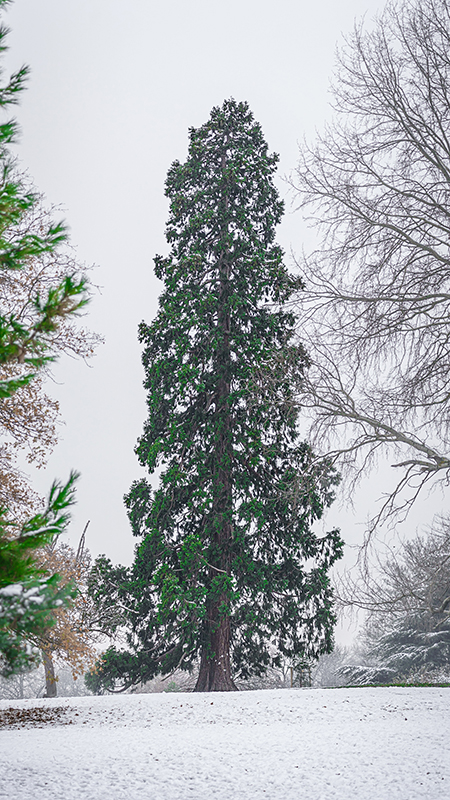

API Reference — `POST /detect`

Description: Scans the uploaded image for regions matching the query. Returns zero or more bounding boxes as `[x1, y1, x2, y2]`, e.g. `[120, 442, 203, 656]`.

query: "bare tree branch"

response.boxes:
[290, 0, 450, 536]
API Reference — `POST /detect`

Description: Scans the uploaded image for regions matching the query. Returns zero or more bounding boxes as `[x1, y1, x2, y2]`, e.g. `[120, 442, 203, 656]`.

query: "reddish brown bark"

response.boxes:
[194, 145, 237, 693]
[194, 610, 237, 692]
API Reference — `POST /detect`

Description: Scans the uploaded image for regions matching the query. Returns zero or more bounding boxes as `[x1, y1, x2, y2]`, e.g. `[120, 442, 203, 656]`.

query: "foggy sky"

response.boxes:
[5, 0, 422, 606]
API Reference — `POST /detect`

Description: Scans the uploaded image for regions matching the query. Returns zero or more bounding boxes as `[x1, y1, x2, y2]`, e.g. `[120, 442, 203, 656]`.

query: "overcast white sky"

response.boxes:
[4, 0, 443, 611]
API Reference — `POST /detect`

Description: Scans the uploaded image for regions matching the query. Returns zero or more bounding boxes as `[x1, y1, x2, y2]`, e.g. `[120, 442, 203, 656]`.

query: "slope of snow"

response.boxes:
[0, 687, 448, 799]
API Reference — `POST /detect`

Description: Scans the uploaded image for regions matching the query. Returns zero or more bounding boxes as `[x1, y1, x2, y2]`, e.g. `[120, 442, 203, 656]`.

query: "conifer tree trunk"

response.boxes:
[195, 611, 236, 691]
[195, 154, 237, 691]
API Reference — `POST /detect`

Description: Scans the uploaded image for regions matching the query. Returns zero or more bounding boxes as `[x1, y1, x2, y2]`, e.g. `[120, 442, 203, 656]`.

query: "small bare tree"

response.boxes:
[36, 528, 101, 697]
[292, 0, 450, 534]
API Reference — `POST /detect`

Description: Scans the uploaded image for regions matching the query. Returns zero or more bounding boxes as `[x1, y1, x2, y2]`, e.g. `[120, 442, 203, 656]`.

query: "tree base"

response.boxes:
[194, 618, 238, 691]
[193, 671, 238, 692]
[194, 649, 238, 692]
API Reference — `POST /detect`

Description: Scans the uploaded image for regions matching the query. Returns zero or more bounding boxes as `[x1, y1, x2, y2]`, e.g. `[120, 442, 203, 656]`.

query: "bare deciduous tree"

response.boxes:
[291, 0, 450, 532]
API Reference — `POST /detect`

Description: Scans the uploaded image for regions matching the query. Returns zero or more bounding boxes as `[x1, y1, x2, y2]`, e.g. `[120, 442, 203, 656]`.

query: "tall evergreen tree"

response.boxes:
[90, 100, 342, 693]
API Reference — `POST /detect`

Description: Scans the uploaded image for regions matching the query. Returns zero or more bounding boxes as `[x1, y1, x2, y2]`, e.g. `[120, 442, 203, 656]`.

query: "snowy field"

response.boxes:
[0, 687, 448, 800]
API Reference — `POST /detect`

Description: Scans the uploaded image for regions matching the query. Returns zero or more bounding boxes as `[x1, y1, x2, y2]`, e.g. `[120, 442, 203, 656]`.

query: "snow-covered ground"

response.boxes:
[0, 687, 448, 799]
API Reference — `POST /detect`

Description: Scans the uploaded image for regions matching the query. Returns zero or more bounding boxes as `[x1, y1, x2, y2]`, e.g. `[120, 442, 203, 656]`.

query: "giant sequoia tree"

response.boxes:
[91, 100, 342, 693]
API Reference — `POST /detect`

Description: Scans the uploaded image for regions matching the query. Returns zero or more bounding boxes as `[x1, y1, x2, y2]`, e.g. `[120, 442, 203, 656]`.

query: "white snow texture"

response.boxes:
[0, 687, 448, 800]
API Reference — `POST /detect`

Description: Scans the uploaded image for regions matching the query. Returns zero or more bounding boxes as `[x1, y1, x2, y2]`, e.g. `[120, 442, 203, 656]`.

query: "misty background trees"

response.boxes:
[336, 519, 450, 685]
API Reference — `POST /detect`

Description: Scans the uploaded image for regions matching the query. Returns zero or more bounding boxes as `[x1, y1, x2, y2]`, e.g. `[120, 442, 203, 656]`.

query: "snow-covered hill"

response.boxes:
[0, 687, 448, 799]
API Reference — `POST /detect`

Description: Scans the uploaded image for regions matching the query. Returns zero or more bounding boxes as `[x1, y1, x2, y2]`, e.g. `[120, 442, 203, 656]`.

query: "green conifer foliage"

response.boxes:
[100, 100, 343, 692]
[0, 0, 88, 675]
